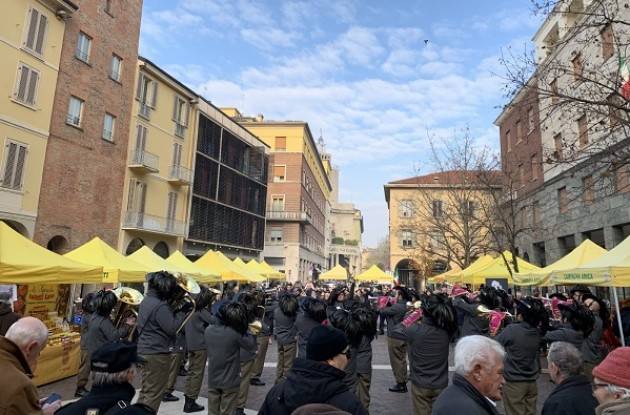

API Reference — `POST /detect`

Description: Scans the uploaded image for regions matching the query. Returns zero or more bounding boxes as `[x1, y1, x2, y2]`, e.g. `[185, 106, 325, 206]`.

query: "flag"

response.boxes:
[619, 55, 630, 100]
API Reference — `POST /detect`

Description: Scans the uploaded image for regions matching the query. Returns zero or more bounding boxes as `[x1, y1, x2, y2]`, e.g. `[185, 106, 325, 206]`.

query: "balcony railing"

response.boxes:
[266, 210, 310, 223]
[175, 123, 186, 138]
[129, 149, 159, 173]
[139, 102, 151, 119]
[122, 211, 185, 236]
[168, 165, 192, 185]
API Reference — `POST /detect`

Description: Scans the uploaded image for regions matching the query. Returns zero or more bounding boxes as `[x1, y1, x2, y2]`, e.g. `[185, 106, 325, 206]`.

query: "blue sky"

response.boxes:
[140, 0, 543, 247]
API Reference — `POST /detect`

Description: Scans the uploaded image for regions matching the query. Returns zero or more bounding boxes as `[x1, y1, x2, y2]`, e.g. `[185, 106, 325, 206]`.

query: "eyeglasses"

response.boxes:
[592, 383, 610, 391]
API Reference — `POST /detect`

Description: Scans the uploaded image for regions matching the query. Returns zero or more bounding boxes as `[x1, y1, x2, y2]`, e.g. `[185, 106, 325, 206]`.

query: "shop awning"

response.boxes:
[0, 222, 103, 284]
[196, 251, 264, 283]
[355, 265, 393, 282]
[458, 252, 540, 285]
[514, 240, 607, 286]
[64, 237, 149, 283]
[319, 264, 348, 281]
[166, 251, 221, 283]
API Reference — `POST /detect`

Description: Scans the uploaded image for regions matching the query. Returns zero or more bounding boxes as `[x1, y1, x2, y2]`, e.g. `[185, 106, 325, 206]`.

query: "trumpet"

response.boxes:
[112, 286, 144, 341]
[248, 320, 263, 335]
[173, 273, 200, 334]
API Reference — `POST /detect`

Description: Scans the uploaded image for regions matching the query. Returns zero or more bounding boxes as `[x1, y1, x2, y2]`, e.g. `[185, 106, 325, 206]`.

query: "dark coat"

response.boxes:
[0, 303, 20, 336]
[258, 358, 368, 415]
[274, 307, 297, 346]
[136, 289, 187, 355]
[541, 375, 598, 415]
[405, 317, 450, 389]
[86, 315, 129, 357]
[453, 298, 489, 337]
[295, 312, 321, 359]
[0, 336, 40, 415]
[432, 373, 499, 415]
[56, 382, 136, 415]
[205, 322, 256, 389]
[496, 321, 541, 381]
[79, 311, 92, 350]
[380, 300, 407, 340]
[185, 309, 212, 351]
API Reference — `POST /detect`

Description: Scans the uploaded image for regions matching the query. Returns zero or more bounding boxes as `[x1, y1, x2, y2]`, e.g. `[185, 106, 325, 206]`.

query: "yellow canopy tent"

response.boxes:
[128, 246, 194, 277]
[246, 260, 286, 280]
[319, 264, 348, 281]
[166, 251, 221, 283]
[355, 265, 393, 282]
[196, 251, 264, 283]
[458, 252, 540, 286]
[514, 240, 607, 286]
[0, 221, 103, 284]
[65, 237, 149, 283]
[439, 255, 495, 284]
[427, 267, 460, 284]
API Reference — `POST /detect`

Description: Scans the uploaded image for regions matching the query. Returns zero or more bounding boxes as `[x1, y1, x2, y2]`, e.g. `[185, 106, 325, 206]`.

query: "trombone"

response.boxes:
[172, 273, 200, 334]
[112, 286, 144, 341]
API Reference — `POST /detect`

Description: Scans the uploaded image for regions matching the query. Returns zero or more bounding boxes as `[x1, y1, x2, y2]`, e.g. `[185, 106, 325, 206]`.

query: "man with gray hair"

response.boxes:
[541, 341, 598, 415]
[0, 316, 59, 414]
[0, 291, 19, 335]
[432, 335, 505, 415]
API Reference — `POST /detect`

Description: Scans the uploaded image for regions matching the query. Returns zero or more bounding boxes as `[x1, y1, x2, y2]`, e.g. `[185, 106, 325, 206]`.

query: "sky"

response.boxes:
[139, 0, 544, 248]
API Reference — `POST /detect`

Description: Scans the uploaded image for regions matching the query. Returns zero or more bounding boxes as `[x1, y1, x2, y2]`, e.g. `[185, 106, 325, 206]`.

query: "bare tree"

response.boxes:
[363, 236, 390, 271]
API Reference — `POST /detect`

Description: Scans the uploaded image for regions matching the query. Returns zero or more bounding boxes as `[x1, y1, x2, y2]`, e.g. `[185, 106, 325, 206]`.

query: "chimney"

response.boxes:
[256, 113, 264, 122]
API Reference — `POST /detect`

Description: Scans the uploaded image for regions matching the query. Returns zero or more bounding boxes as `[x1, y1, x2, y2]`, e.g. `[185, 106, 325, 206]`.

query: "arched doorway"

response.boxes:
[153, 241, 169, 259]
[47, 235, 69, 253]
[1, 219, 28, 237]
[394, 259, 420, 288]
[125, 237, 145, 255]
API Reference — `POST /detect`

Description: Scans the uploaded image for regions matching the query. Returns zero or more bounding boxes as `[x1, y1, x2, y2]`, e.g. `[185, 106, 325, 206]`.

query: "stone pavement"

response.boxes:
[38, 335, 555, 414]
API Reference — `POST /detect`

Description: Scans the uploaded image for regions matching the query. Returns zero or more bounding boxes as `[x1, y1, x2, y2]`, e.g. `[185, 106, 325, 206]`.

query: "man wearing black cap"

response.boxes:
[56, 341, 146, 415]
[258, 325, 368, 415]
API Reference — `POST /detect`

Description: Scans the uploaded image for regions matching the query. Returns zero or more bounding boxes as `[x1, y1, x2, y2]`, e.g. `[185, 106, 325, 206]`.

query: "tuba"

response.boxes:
[172, 273, 200, 334]
[247, 304, 265, 335]
[112, 287, 144, 341]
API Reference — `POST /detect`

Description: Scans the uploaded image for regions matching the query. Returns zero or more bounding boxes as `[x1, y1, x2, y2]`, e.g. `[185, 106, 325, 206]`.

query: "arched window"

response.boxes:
[47, 235, 69, 253]
[126, 238, 145, 255]
[153, 241, 170, 259]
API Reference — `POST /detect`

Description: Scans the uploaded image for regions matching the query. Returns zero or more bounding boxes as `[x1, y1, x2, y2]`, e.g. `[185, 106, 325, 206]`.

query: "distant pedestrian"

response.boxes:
[541, 341, 598, 415]
[432, 335, 505, 415]
[75, 292, 95, 398]
[0, 291, 19, 336]
[591, 347, 630, 415]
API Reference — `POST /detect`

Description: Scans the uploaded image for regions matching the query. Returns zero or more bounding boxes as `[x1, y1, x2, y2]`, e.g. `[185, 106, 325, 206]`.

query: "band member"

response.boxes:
[136, 271, 191, 413]
[381, 287, 410, 393]
[163, 331, 186, 402]
[544, 302, 594, 350]
[250, 290, 275, 387]
[581, 294, 606, 380]
[497, 297, 548, 415]
[326, 287, 348, 318]
[205, 302, 256, 415]
[274, 292, 298, 383]
[405, 293, 457, 414]
[295, 297, 327, 359]
[235, 292, 261, 415]
[86, 290, 133, 364]
[75, 292, 95, 398]
[183, 286, 216, 413]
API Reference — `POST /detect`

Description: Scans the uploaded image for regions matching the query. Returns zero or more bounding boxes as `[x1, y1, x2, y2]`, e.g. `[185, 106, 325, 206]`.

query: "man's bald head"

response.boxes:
[5, 317, 48, 372]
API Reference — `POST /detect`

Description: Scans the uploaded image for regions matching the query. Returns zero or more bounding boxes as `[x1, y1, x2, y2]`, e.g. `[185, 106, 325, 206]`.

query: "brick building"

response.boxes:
[34, 0, 143, 252]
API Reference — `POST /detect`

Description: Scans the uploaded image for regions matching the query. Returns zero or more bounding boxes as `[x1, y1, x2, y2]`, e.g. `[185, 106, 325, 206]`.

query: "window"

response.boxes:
[273, 165, 286, 182]
[136, 73, 158, 117]
[582, 175, 594, 205]
[578, 114, 588, 147]
[269, 228, 283, 242]
[23, 8, 47, 55]
[601, 23, 614, 61]
[429, 231, 445, 248]
[515, 120, 522, 143]
[432, 200, 443, 218]
[173, 95, 189, 127]
[571, 52, 583, 80]
[66, 96, 84, 127]
[275, 136, 286, 151]
[1, 140, 27, 190]
[531, 154, 538, 180]
[14, 63, 39, 107]
[554, 133, 563, 160]
[171, 142, 182, 167]
[462, 200, 475, 216]
[518, 164, 525, 187]
[505, 129, 512, 152]
[166, 191, 178, 225]
[527, 108, 534, 133]
[104, 0, 114, 15]
[401, 230, 414, 248]
[558, 187, 568, 213]
[110, 54, 122, 82]
[550, 78, 559, 104]
[102, 113, 116, 141]
[75, 32, 92, 63]
[399, 199, 413, 217]
[271, 195, 285, 211]
[608, 93, 623, 128]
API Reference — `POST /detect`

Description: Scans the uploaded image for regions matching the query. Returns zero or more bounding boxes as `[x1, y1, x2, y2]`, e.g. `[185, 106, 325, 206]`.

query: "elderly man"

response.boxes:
[591, 347, 630, 415]
[432, 335, 505, 415]
[0, 317, 59, 415]
[542, 341, 598, 415]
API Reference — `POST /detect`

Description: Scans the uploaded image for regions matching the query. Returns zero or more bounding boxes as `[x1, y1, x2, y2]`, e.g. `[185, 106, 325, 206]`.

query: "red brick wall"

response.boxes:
[34, 0, 143, 250]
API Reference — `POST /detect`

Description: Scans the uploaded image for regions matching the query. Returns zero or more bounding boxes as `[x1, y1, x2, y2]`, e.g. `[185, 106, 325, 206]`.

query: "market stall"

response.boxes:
[427, 267, 461, 284]
[437, 255, 496, 285]
[246, 259, 286, 280]
[319, 264, 348, 281]
[166, 250, 221, 283]
[355, 264, 393, 283]
[457, 251, 540, 288]
[196, 251, 264, 283]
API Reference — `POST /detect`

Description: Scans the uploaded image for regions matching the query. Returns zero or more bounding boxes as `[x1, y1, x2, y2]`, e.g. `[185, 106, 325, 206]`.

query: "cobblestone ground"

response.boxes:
[39, 335, 555, 414]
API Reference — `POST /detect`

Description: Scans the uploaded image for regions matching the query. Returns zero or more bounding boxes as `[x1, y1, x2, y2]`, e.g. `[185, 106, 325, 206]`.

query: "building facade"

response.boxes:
[0, 0, 76, 238]
[227, 110, 332, 283]
[34, 0, 143, 252]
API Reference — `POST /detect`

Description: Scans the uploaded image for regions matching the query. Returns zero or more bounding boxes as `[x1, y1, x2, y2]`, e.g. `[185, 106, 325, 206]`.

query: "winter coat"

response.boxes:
[274, 307, 297, 346]
[0, 303, 20, 336]
[496, 321, 541, 381]
[582, 315, 604, 364]
[453, 297, 489, 337]
[544, 326, 585, 350]
[79, 311, 92, 350]
[258, 358, 368, 415]
[380, 300, 407, 340]
[596, 398, 630, 415]
[541, 375, 598, 415]
[295, 312, 322, 359]
[432, 373, 499, 415]
[205, 322, 256, 389]
[0, 336, 41, 415]
[405, 317, 451, 390]
[136, 289, 187, 355]
[185, 309, 212, 351]
[56, 382, 136, 415]
[86, 315, 129, 357]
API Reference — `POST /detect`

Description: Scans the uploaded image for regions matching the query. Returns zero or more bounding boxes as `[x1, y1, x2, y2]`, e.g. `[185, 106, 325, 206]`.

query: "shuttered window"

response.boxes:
[110, 54, 122, 82]
[167, 192, 178, 221]
[14, 63, 39, 106]
[275, 136, 286, 151]
[1, 140, 27, 190]
[273, 165, 286, 182]
[75, 32, 92, 63]
[172, 142, 182, 166]
[24, 8, 47, 55]
[67, 96, 84, 126]
[135, 124, 147, 155]
[102, 113, 116, 141]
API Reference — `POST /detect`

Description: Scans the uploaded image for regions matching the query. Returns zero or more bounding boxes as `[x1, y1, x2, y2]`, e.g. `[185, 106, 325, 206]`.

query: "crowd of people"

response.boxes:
[0, 271, 629, 415]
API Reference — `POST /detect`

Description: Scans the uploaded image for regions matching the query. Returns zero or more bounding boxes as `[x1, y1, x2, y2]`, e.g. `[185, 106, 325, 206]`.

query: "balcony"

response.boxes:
[175, 123, 186, 138]
[139, 102, 151, 119]
[266, 210, 310, 223]
[129, 150, 159, 173]
[122, 211, 186, 236]
[168, 165, 192, 185]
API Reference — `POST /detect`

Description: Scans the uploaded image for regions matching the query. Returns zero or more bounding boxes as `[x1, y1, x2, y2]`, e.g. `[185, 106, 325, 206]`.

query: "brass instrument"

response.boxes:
[173, 273, 200, 334]
[406, 300, 422, 309]
[112, 287, 144, 341]
[248, 305, 265, 335]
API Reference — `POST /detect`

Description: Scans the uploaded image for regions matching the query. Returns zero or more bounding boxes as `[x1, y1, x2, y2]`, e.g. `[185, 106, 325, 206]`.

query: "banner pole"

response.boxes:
[611, 286, 626, 347]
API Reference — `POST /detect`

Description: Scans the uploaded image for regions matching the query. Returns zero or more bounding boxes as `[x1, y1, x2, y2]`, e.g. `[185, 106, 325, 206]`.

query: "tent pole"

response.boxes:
[611, 286, 626, 347]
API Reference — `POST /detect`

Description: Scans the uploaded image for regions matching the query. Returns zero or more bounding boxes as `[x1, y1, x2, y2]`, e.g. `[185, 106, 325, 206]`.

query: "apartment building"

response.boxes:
[118, 57, 195, 257]
[226, 109, 332, 283]
[0, 0, 76, 238]
[34, 0, 143, 252]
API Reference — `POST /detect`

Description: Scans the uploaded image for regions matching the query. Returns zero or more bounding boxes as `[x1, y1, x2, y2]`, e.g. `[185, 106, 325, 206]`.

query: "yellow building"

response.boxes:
[0, 0, 75, 237]
[118, 57, 197, 257]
